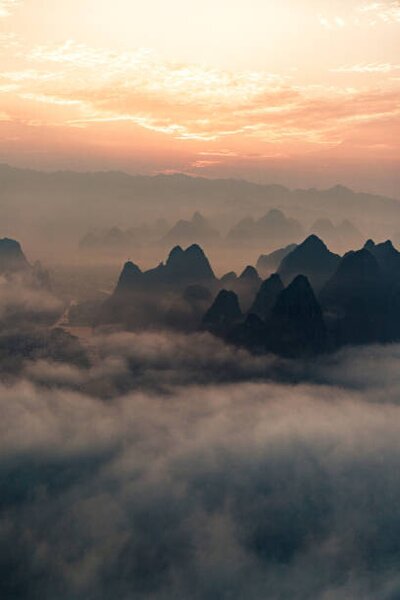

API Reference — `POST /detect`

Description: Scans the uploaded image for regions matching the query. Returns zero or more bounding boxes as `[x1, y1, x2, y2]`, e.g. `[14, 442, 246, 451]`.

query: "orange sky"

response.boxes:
[0, 0, 399, 195]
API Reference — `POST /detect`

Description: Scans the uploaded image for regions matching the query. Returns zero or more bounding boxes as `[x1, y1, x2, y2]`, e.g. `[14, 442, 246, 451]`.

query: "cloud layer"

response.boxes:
[1, 323, 400, 598]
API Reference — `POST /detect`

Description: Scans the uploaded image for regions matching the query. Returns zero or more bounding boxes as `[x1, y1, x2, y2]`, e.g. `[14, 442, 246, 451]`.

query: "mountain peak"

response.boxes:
[202, 289, 242, 333]
[239, 265, 261, 282]
[278, 235, 340, 291]
[115, 260, 143, 293]
[250, 273, 284, 321]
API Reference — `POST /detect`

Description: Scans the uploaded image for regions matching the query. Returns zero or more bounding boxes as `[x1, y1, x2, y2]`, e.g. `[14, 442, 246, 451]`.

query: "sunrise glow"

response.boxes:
[0, 0, 399, 193]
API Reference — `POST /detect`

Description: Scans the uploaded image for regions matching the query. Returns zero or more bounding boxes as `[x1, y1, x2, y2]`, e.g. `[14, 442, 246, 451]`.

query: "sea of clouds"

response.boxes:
[1, 314, 400, 599]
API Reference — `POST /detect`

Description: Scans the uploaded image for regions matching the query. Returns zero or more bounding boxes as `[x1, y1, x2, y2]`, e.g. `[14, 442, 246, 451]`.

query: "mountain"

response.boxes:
[265, 275, 327, 357]
[0, 238, 30, 274]
[363, 239, 400, 276]
[114, 261, 143, 294]
[220, 271, 237, 285]
[202, 290, 242, 334]
[278, 235, 341, 291]
[256, 244, 297, 277]
[162, 244, 215, 283]
[319, 249, 389, 346]
[229, 274, 327, 357]
[163, 212, 220, 245]
[114, 244, 215, 294]
[227, 209, 304, 247]
[101, 244, 216, 329]
[1, 164, 399, 253]
[231, 266, 262, 311]
[238, 265, 261, 284]
[309, 218, 363, 252]
[249, 274, 284, 321]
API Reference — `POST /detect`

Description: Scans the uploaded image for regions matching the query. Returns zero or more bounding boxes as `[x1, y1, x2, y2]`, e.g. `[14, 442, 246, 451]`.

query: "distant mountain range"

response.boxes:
[1, 164, 399, 251]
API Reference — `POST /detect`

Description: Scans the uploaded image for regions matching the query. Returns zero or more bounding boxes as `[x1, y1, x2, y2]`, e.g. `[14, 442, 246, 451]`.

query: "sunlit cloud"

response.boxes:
[332, 62, 400, 73]
[359, 2, 400, 23]
[0, 36, 397, 159]
[0, 0, 22, 18]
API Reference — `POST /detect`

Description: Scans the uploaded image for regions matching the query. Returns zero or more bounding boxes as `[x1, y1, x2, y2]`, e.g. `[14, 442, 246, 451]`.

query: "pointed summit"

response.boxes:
[162, 243, 215, 283]
[239, 265, 261, 283]
[250, 273, 284, 321]
[202, 290, 242, 334]
[363, 239, 400, 275]
[278, 235, 340, 291]
[115, 261, 143, 293]
[266, 275, 327, 357]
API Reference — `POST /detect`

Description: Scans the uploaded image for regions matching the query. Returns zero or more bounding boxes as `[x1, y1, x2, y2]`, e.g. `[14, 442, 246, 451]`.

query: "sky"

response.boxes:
[0, 0, 399, 194]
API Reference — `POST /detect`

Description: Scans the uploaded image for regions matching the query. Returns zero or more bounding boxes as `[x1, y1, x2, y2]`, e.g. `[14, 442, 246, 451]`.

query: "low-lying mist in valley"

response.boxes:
[1, 321, 400, 599]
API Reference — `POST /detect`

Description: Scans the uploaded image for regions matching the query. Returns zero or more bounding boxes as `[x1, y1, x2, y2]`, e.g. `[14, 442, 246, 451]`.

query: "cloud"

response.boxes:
[0, 39, 396, 157]
[1, 343, 400, 598]
[2, 319, 400, 598]
[0, 0, 21, 18]
[359, 1, 400, 24]
[332, 62, 400, 73]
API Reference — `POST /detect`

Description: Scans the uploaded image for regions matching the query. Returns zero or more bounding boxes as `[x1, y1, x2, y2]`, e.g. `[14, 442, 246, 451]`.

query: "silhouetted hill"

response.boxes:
[278, 235, 341, 291]
[319, 249, 389, 346]
[115, 261, 143, 294]
[265, 275, 327, 357]
[228, 274, 327, 357]
[227, 209, 304, 246]
[256, 244, 297, 276]
[202, 290, 242, 335]
[163, 212, 220, 245]
[0, 238, 30, 273]
[363, 239, 400, 276]
[249, 274, 284, 321]
[113, 244, 215, 294]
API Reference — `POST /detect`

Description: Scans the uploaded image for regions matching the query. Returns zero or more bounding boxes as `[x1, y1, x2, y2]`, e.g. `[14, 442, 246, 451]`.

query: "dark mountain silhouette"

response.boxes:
[0, 238, 30, 273]
[265, 275, 327, 357]
[228, 275, 327, 357]
[257, 244, 297, 277]
[278, 235, 341, 291]
[230, 265, 262, 311]
[163, 212, 220, 245]
[114, 261, 143, 294]
[319, 249, 389, 346]
[228, 313, 268, 353]
[249, 274, 284, 321]
[202, 290, 242, 335]
[227, 209, 304, 247]
[101, 244, 216, 330]
[114, 244, 215, 295]
[159, 244, 215, 284]
[363, 239, 400, 276]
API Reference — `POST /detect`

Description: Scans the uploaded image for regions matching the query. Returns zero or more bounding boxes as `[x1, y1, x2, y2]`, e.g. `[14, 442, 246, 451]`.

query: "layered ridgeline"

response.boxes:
[99, 234, 400, 357]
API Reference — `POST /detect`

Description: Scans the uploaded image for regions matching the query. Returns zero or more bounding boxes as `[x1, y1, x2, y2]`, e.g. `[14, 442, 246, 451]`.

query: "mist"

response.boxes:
[1, 325, 400, 599]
